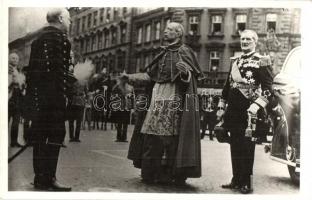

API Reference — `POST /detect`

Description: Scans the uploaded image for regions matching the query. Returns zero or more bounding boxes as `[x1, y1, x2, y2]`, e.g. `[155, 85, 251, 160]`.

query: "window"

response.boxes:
[93, 11, 98, 27]
[136, 56, 141, 72]
[113, 8, 118, 20]
[235, 14, 247, 34]
[104, 31, 109, 48]
[137, 27, 142, 44]
[209, 51, 220, 71]
[87, 13, 92, 28]
[155, 21, 161, 40]
[108, 55, 115, 73]
[80, 40, 84, 53]
[100, 8, 104, 23]
[145, 24, 151, 42]
[211, 15, 223, 35]
[266, 13, 277, 32]
[117, 52, 126, 72]
[111, 28, 117, 45]
[120, 25, 127, 43]
[76, 18, 80, 33]
[92, 35, 97, 51]
[122, 7, 127, 15]
[106, 8, 111, 22]
[82, 16, 86, 31]
[86, 38, 90, 52]
[98, 32, 103, 49]
[189, 16, 199, 35]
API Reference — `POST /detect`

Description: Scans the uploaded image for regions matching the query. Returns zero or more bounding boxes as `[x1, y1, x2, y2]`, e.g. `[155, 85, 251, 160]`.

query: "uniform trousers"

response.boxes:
[9, 111, 20, 145]
[68, 105, 84, 140]
[229, 128, 255, 188]
[31, 110, 66, 185]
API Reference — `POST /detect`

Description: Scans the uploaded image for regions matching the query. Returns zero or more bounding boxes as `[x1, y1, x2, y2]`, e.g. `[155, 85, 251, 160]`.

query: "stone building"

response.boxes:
[129, 7, 301, 89]
[68, 7, 135, 78]
[9, 7, 301, 90]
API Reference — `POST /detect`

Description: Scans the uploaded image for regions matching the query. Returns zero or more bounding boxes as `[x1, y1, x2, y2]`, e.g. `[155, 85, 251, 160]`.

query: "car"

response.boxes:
[264, 46, 301, 185]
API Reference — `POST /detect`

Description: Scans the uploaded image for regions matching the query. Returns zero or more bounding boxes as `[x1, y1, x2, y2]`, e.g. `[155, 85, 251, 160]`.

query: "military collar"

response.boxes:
[241, 51, 256, 59]
[41, 26, 67, 36]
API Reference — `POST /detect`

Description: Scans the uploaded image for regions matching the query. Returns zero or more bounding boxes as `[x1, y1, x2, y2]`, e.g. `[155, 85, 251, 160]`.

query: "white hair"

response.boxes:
[241, 29, 258, 43]
[46, 8, 68, 23]
[168, 22, 185, 38]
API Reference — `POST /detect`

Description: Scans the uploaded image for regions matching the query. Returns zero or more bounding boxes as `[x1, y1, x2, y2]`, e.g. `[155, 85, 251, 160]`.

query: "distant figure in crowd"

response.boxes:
[26, 8, 75, 191]
[83, 91, 94, 131]
[126, 22, 204, 185]
[8, 52, 25, 148]
[68, 79, 88, 142]
[111, 76, 134, 142]
[200, 95, 216, 140]
[218, 30, 274, 194]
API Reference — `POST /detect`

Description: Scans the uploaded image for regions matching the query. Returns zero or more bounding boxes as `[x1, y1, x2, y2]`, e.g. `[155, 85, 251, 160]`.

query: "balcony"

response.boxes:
[198, 71, 228, 88]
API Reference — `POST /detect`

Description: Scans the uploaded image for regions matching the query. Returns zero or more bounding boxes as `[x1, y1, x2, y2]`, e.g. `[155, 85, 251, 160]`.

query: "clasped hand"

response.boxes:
[176, 62, 192, 75]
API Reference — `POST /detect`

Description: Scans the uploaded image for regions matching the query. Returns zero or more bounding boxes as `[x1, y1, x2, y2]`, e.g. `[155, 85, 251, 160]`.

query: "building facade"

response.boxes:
[129, 7, 301, 89]
[68, 7, 135, 77]
[9, 7, 301, 90]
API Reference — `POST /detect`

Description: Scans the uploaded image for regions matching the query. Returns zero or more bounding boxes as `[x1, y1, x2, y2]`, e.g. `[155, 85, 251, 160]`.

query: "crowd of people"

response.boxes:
[8, 8, 275, 194]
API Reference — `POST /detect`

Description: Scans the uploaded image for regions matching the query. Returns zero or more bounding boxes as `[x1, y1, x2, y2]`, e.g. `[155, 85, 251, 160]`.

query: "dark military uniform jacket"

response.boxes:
[222, 51, 274, 130]
[26, 26, 76, 121]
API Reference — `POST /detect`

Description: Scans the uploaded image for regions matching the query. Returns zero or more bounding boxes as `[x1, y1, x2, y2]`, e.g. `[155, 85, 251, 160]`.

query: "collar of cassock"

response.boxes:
[160, 40, 183, 52]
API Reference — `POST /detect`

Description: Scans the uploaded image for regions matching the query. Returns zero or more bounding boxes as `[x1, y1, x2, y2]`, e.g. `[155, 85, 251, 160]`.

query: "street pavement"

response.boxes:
[8, 123, 299, 194]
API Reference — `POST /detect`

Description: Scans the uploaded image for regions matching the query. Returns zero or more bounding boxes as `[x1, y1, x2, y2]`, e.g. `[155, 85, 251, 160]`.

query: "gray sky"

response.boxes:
[9, 7, 56, 42]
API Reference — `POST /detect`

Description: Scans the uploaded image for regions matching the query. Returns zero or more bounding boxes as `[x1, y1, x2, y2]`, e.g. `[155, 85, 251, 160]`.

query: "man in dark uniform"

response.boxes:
[200, 95, 216, 140]
[26, 8, 75, 191]
[218, 30, 274, 194]
[68, 79, 88, 142]
[111, 76, 134, 142]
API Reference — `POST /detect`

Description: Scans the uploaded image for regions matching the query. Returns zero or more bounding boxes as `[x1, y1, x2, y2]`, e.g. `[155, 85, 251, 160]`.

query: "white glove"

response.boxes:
[247, 103, 260, 115]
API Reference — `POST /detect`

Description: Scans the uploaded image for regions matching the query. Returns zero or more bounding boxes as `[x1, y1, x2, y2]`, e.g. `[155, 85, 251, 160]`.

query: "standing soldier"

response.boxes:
[218, 30, 274, 194]
[26, 8, 75, 191]
[200, 94, 217, 140]
[111, 76, 134, 142]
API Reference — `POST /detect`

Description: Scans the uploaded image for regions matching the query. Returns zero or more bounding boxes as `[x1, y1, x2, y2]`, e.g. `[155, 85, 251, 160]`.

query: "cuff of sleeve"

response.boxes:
[180, 70, 191, 83]
[255, 96, 269, 108]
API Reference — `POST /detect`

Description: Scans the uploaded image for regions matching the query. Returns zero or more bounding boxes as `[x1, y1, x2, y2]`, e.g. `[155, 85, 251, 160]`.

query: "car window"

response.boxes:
[281, 46, 301, 80]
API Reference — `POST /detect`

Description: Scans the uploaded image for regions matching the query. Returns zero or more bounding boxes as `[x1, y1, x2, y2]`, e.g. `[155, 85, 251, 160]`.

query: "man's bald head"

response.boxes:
[46, 8, 71, 32]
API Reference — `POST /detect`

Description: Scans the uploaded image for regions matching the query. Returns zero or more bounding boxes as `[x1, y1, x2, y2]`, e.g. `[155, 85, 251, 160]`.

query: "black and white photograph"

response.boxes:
[1, 0, 312, 199]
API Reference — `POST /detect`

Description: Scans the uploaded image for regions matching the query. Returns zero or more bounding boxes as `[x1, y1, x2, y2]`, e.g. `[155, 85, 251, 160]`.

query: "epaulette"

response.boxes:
[259, 54, 272, 66]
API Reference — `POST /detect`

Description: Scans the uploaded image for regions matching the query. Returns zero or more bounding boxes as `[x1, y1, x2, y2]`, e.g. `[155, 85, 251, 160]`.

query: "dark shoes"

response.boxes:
[115, 139, 128, 143]
[239, 185, 253, 194]
[221, 182, 240, 190]
[69, 139, 81, 142]
[34, 178, 71, 191]
[10, 143, 24, 148]
[221, 182, 253, 194]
